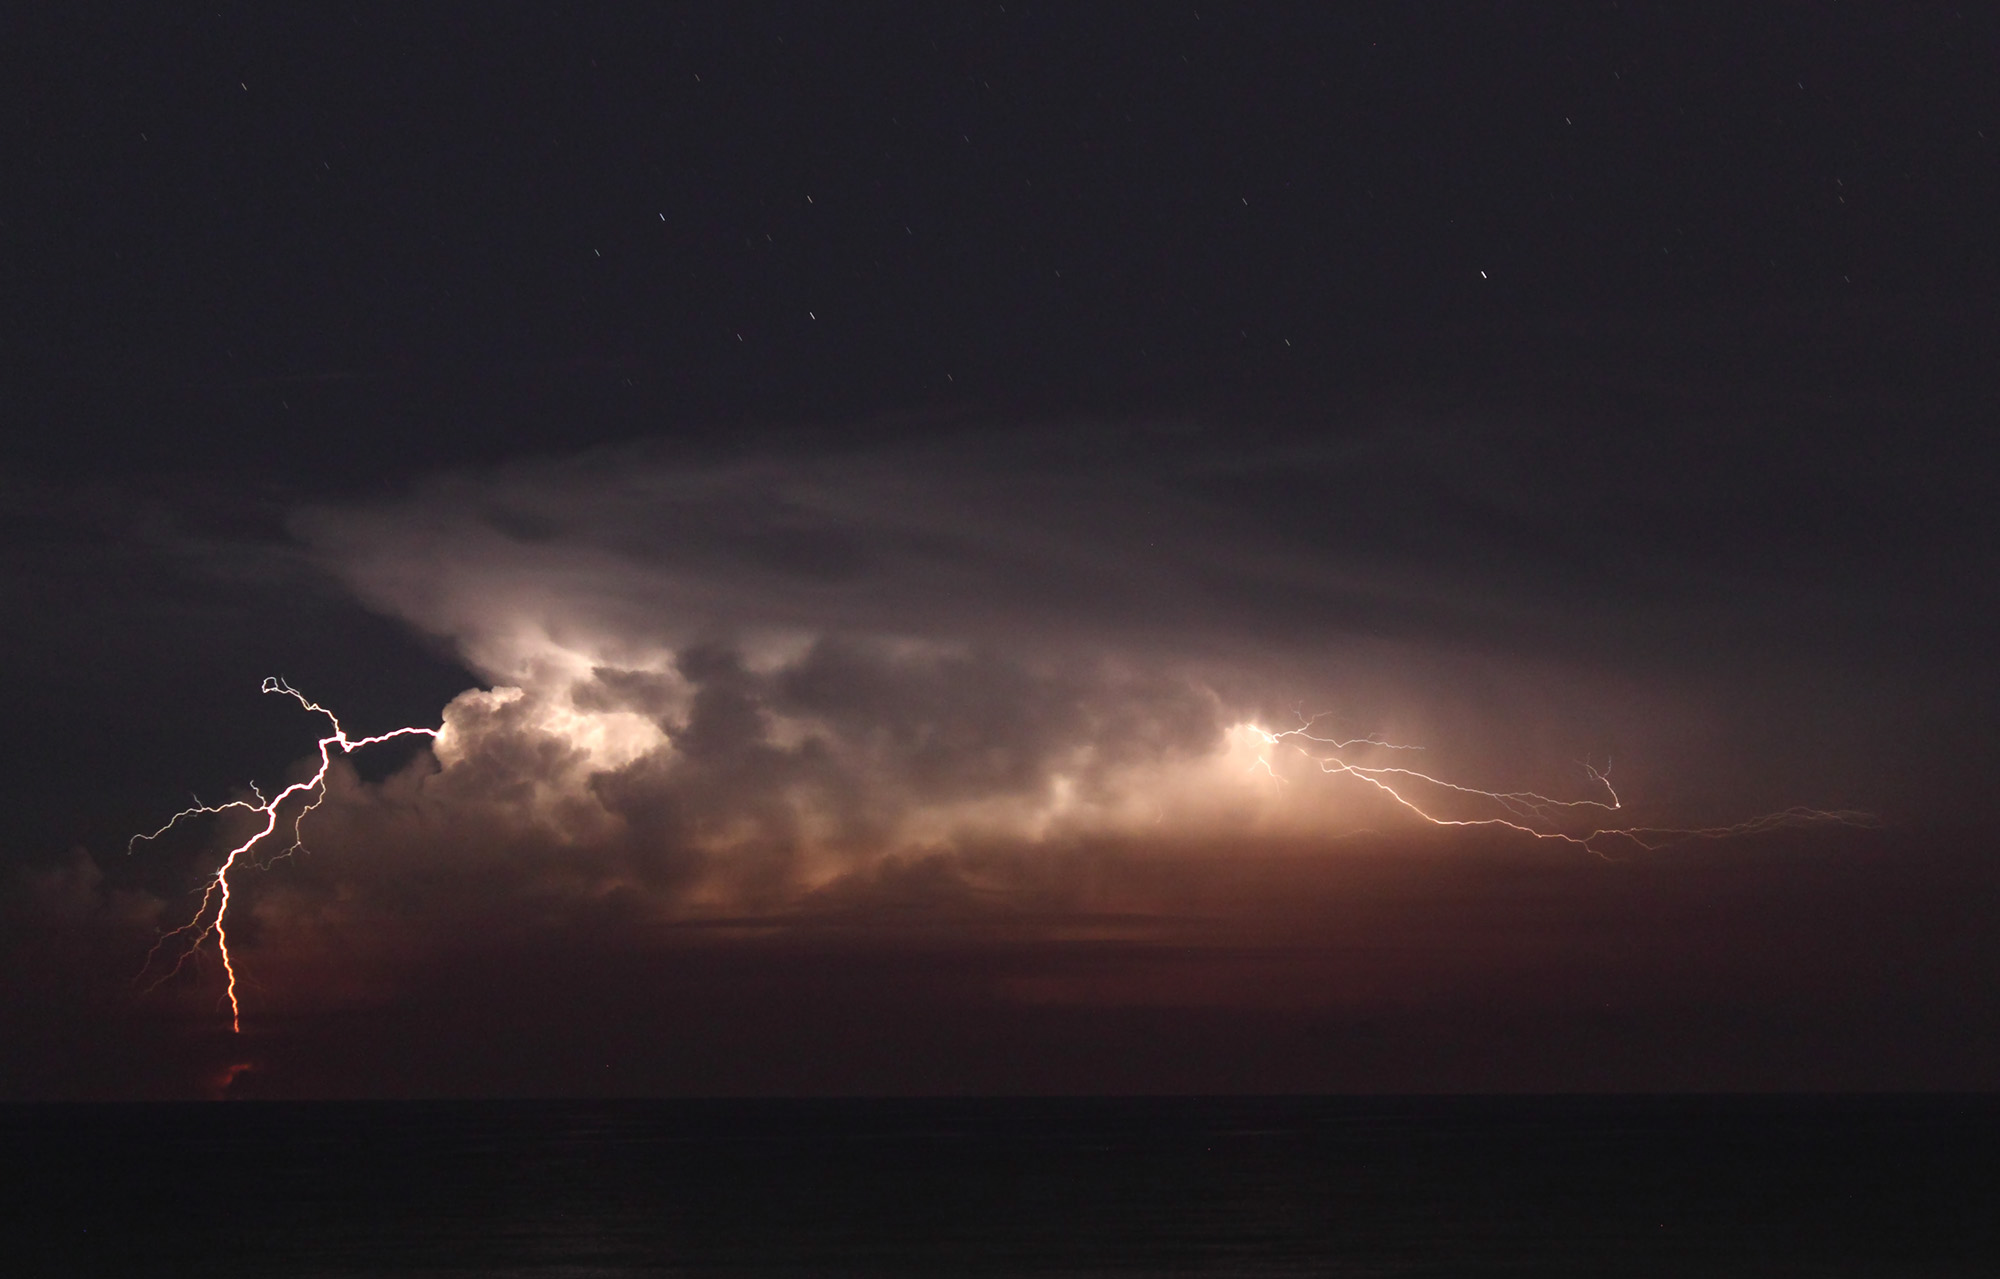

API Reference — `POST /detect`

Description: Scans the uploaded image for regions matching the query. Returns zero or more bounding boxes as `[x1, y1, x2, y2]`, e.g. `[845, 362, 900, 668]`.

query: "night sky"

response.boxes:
[4, 5, 1998, 1100]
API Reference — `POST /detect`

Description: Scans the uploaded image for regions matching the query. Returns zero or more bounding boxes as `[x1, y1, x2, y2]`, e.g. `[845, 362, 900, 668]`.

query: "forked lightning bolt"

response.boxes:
[130, 678, 438, 1033]
[1253, 714, 1875, 857]
[132, 684, 1872, 1034]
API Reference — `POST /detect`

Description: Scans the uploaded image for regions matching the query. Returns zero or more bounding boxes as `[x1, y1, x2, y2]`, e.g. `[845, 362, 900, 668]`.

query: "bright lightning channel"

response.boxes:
[129, 678, 438, 1034]
[1252, 713, 1875, 857]
[132, 685, 1873, 1034]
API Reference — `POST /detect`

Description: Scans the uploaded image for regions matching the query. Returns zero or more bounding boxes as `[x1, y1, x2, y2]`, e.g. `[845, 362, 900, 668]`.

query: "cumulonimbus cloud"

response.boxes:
[9, 417, 1940, 1093]
[256, 420, 1841, 928]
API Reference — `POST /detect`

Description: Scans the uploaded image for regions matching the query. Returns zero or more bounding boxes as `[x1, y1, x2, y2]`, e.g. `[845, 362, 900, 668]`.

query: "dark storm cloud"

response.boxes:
[8, 410, 1989, 1098]
[7, 1, 1997, 1102]
[301, 410, 1991, 825]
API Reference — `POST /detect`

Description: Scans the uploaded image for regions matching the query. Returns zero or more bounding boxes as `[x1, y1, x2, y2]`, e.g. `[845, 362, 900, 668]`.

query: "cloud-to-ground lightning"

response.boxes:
[132, 680, 1873, 1035]
[1251, 714, 1876, 858]
[130, 678, 438, 1033]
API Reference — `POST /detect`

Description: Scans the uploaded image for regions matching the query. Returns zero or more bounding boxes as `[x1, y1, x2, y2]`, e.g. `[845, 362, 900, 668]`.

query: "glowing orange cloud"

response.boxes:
[131, 678, 1872, 1035]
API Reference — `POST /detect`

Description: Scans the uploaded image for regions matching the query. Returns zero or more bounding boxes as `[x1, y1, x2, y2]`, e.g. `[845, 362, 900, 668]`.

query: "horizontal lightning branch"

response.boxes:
[1255, 714, 1876, 858]
[129, 678, 438, 1033]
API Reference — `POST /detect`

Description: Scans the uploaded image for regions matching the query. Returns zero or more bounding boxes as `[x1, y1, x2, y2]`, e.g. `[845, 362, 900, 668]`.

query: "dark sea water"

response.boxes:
[5, 1096, 1996, 1276]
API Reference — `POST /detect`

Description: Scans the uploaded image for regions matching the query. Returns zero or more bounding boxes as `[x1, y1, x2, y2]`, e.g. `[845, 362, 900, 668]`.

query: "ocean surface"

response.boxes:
[6, 1096, 1996, 1276]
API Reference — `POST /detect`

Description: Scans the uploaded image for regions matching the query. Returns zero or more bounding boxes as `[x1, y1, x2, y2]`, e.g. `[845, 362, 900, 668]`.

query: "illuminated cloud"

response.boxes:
[7, 419, 1956, 1089]
[265, 423, 1843, 921]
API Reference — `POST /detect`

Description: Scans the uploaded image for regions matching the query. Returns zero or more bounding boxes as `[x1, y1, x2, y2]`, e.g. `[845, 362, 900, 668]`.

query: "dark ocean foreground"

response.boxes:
[5, 1096, 1996, 1276]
